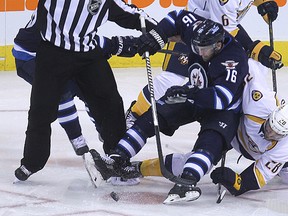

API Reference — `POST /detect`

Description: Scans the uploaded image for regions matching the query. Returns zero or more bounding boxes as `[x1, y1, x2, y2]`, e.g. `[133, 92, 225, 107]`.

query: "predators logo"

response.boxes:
[178, 54, 189, 65]
[252, 90, 263, 101]
[219, 0, 229, 6]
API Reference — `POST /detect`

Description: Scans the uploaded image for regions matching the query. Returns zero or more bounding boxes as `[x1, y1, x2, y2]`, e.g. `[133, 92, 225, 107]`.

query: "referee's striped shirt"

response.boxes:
[37, 0, 157, 52]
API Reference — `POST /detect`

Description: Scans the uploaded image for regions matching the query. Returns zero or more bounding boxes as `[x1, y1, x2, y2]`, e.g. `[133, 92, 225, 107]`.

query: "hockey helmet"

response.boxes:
[268, 104, 288, 137]
[191, 19, 225, 47]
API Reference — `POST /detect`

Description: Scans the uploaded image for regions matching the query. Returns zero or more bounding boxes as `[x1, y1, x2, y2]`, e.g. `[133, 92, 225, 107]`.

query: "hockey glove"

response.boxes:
[101, 36, 138, 59]
[248, 40, 283, 70]
[111, 36, 138, 57]
[137, 29, 166, 56]
[254, 0, 278, 23]
[165, 85, 198, 104]
[210, 167, 242, 196]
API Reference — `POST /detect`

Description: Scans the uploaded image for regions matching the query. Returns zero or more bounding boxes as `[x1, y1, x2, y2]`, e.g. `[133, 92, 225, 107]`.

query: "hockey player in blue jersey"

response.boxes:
[125, 0, 283, 129]
[90, 10, 249, 204]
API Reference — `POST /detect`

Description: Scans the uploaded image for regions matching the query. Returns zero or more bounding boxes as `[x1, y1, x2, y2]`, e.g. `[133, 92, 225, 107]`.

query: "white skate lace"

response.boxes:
[125, 111, 137, 129]
[101, 154, 116, 165]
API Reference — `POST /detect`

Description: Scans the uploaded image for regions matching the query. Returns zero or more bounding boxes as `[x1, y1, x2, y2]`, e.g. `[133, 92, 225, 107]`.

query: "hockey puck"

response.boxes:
[110, 191, 120, 202]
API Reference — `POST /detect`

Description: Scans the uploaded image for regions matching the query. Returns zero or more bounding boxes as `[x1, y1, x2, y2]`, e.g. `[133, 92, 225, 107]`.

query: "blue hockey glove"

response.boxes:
[254, 0, 278, 23]
[137, 29, 166, 56]
[165, 85, 198, 104]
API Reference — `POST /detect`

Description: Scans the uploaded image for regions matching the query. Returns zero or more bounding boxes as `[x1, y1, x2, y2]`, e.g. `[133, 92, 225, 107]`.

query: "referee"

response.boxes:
[15, 0, 157, 181]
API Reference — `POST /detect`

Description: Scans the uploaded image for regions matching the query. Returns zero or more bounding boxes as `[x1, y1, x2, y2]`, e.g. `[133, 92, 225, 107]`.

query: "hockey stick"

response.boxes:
[216, 152, 227, 204]
[269, 19, 277, 92]
[157, 49, 188, 57]
[139, 16, 196, 186]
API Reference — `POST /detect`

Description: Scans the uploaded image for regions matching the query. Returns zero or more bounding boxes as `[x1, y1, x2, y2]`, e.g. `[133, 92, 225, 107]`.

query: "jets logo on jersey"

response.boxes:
[88, 0, 102, 15]
[178, 54, 189, 65]
[252, 90, 263, 101]
[219, 0, 229, 6]
[188, 63, 208, 89]
[221, 60, 239, 69]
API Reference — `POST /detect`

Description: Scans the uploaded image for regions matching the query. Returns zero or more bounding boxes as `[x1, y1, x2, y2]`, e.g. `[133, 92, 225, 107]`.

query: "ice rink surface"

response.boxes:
[1, 66, 288, 216]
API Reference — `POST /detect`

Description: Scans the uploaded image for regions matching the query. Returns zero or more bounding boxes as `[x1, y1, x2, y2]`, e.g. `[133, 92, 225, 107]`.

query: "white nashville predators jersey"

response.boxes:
[231, 59, 288, 187]
[188, 0, 254, 33]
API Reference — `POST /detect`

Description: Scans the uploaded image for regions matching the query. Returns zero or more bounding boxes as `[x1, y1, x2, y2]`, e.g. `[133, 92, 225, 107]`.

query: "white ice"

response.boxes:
[1, 67, 288, 216]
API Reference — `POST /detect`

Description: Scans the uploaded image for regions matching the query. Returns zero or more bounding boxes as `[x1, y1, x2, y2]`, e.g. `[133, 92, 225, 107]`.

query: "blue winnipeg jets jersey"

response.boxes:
[158, 10, 249, 111]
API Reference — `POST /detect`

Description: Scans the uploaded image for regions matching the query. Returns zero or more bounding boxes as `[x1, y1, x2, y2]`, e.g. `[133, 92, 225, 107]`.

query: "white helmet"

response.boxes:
[269, 104, 288, 136]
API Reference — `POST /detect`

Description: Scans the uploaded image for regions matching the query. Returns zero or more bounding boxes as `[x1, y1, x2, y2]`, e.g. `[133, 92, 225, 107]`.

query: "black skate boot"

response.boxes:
[163, 172, 201, 204]
[88, 149, 116, 181]
[14, 165, 32, 181]
[109, 154, 142, 179]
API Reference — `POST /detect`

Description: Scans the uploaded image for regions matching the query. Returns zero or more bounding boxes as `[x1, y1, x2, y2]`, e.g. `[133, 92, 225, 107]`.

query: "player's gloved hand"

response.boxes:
[210, 167, 242, 196]
[164, 85, 198, 104]
[111, 36, 138, 57]
[255, 0, 279, 23]
[137, 29, 166, 56]
[102, 36, 138, 59]
[249, 40, 283, 70]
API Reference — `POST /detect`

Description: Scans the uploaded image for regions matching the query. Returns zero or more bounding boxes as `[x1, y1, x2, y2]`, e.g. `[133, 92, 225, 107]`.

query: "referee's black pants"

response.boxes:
[21, 41, 126, 173]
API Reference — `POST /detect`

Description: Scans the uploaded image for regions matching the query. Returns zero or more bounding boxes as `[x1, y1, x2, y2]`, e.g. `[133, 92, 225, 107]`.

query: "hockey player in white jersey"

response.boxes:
[132, 59, 288, 197]
[210, 59, 288, 196]
[125, 0, 283, 129]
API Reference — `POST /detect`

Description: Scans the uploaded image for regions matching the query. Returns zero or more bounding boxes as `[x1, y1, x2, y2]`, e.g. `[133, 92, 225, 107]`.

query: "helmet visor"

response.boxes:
[191, 43, 216, 55]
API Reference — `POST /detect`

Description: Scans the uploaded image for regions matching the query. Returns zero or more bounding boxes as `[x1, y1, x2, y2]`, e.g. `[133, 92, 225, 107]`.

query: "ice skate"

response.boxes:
[109, 177, 140, 186]
[83, 152, 103, 187]
[14, 165, 32, 182]
[88, 149, 116, 181]
[163, 183, 201, 204]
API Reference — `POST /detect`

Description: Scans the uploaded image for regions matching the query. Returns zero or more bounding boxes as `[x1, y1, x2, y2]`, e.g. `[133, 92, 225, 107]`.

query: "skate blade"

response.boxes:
[163, 190, 201, 204]
[83, 153, 103, 188]
[13, 178, 21, 184]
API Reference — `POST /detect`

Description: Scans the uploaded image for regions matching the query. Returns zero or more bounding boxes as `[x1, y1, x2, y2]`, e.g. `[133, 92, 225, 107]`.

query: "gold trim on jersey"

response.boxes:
[162, 42, 176, 71]
[254, 161, 266, 188]
[230, 28, 239, 37]
[246, 114, 265, 124]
